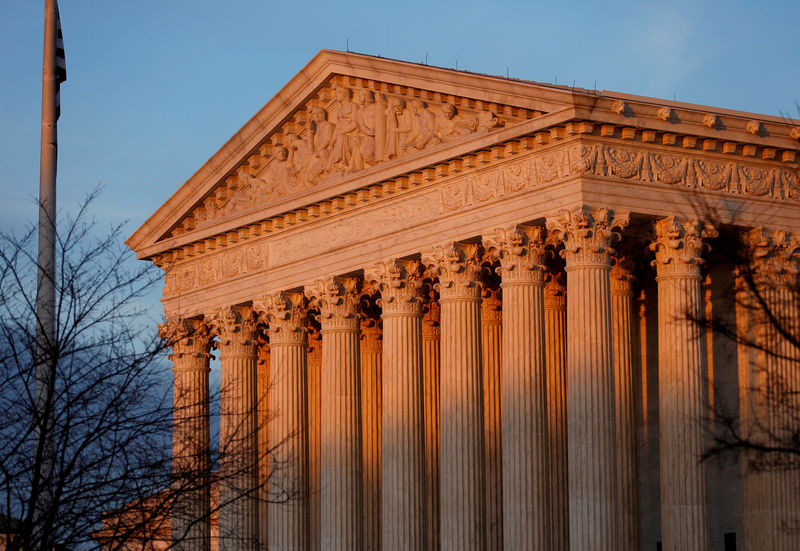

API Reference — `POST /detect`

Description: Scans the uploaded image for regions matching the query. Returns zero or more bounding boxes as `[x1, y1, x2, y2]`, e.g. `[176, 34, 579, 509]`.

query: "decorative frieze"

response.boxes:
[163, 242, 267, 297]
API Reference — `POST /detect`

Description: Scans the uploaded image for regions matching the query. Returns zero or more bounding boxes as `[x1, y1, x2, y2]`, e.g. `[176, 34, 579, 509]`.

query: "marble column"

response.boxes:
[421, 242, 485, 551]
[650, 217, 716, 551]
[366, 259, 426, 551]
[306, 277, 363, 551]
[480, 287, 502, 551]
[159, 318, 212, 551]
[256, 336, 270, 551]
[211, 306, 260, 551]
[307, 329, 322, 551]
[421, 298, 441, 551]
[739, 229, 800, 551]
[544, 272, 568, 551]
[257, 293, 310, 551]
[360, 317, 382, 551]
[483, 225, 549, 550]
[547, 206, 629, 550]
[610, 256, 639, 551]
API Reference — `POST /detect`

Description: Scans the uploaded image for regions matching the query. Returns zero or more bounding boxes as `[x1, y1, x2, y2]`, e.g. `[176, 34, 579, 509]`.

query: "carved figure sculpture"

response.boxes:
[405, 100, 436, 152]
[354, 89, 377, 167]
[385, 96, 411, 160]
[306, 105, 334, 181]
[328, 85, 361, 173]
[434, 103, 478, 141]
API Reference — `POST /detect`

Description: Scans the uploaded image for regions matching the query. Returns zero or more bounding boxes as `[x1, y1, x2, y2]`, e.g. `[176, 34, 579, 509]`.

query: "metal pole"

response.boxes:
[33, 0, 58, 547]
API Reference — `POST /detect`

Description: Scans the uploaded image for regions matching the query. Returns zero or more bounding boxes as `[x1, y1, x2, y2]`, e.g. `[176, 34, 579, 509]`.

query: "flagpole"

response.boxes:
[33, 0, 58, 546]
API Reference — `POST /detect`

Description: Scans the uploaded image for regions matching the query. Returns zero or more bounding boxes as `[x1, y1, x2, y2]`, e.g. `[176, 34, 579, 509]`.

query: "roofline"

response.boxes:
[127, 49, 800, 254]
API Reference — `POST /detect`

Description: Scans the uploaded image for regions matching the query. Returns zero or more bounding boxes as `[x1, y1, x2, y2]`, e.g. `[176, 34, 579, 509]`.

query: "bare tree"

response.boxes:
[703, 227, 800, 472]
[0, 191, 177, 549]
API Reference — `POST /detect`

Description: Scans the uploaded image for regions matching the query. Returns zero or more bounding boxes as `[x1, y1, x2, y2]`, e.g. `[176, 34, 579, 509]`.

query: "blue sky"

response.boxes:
[2, 1, 799, 237]
[1, 0, 799, 271]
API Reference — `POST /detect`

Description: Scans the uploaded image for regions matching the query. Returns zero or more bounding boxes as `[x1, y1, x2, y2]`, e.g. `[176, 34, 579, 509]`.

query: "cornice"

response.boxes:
[151, 116, 798, 273]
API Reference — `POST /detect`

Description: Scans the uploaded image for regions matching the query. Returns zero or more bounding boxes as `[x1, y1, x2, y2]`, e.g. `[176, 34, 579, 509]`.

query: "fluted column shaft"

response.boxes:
[611, 259, 639, 551]
[651, 217, 715, 551]
[212, 307, 260, 551]
[547, 207, 629, 550]
[161, 319, 212, 551]
[257, 293, 310, 551]
[422, 300, 441, 551]
[366, 260, 426, 551]
[422, 243, 485, 551]
[360, 319, 382, 551]
[256, 340, 270, 551]
[544, 274, 568, 551]
[307, 331, 322, 551]
[484, 225, 549, 550]
[480, 289, 503, 551]
[739, 229, 800, 551]
[307, 277, 363, 551]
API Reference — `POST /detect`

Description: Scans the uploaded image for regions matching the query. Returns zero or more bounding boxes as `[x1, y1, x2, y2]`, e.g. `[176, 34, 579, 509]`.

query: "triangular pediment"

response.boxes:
[126, 51, 583, 258]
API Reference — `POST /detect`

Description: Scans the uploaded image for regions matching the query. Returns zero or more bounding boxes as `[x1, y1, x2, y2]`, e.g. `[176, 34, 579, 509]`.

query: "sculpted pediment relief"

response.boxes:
[168, 76, 537, 239]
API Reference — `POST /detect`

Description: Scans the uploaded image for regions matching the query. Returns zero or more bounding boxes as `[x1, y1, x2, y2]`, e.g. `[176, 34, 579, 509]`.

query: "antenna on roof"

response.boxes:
[456, 60, 458, 70]
[594, 80, 597, 92]
[346, 38, 349, 52]
[506, 66, 509, 78]
[555, 75, 558, 85]
[572, 80, 575, 89]
[425, 53, 428, 65]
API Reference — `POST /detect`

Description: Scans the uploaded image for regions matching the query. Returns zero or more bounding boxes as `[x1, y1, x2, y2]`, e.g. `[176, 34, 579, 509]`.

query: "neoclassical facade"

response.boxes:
[127, 51, 800, 551]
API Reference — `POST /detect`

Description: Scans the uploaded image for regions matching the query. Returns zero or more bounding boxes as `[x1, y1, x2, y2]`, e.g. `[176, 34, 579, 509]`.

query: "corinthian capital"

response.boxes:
[544, 272, 567, 310]
[422, 297, 441, 339]
[610, 256, 636, 296]
[421, 242, 483, 300]
[207, 305, 259, 357]
[546, 207, 629, 267]
[742, 228, 800, 287]
[364, 259, 424, 316]
[650, 217, 718, 278]
[305, 276, 361, 330]
[481, 287, 502, 322]
[483, 224, 548, 284]
[158, 316, 213, 361]
[253, 291, 308, 345]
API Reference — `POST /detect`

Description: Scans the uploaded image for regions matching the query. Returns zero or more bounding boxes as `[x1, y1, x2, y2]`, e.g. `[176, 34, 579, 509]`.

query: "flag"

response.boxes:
[55, 2, 66, 120]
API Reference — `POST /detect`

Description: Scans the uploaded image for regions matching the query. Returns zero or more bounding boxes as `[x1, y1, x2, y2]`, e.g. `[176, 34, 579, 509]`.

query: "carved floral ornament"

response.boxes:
[482, 224, 548, 283]
[742, 228, 800, 287]
[207, 306, 260, 354]
[157, 316, 213, 360]
[175, 80, 518, 235]
[364, 259, 425, 315]
[421, 242, 483, 300]
[650, 217, 718, 277]
[543, 272, 567, 309]
[546, 207, 629, 267]
[440, 142, 799, 215]
[252, 291, 308, 345]
[305, 276, 362, 330]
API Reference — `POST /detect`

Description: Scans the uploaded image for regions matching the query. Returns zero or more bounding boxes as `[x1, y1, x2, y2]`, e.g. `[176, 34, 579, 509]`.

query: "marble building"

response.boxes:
[126, 50, 800, 551]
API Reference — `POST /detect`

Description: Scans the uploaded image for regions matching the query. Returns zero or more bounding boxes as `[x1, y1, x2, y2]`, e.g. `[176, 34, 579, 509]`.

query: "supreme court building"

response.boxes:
[126, 51, 800, 551]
